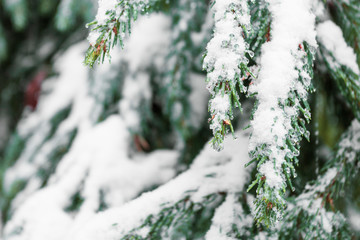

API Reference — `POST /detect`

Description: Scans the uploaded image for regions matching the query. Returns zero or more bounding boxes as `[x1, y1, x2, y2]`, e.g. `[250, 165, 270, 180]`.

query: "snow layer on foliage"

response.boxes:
[4, 14, 172, 209]
[119, 14, 171, 132]
[298, 167, 337, 208]
[4, 41, 89, 194]
[4, 41, 124, 208]
[249, 0, 316, 189]
[311, 0, 327, 21]
[4, 116, 178, 240]
[188, 73, 210, 130]
[203, 0, 251, 150]
[204, 0, 250, 89]
[94, 0, 150, 26]
[95, 0, 118, 24]
[124, 14, 171, 72]
[119, 73, 151, 131]
[22, 42, 89, 134]
[3, 13, 206, 240]
[348, 205, 360, 232]
[209, 94, 230, 121]
[66, 131, 251, 240]
[337, 119, 360, 159]
[87, 0, 153, 45]
[291, 120, 360, 235]
[87, 0, 118, 44]
[317, 21, 360, 74]
[294, 169, 337, 234]
[205, 193, 252, 240]
[191, 8, 214, 47]
[255, 232, 278, 240]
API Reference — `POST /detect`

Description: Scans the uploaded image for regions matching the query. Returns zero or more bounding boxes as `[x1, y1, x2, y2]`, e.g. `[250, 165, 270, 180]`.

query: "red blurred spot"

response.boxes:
[134, 135, 150, 152]
[25, 71, 47, 110]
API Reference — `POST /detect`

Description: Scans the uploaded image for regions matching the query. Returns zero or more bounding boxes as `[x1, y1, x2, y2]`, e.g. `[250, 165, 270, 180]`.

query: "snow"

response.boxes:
[209, 94, 231, 132]
[87, 0, 153, 45]
[204, 0, 250, 92]
[258, 161, 283, 189]
[203, 0, 252, 150]
[4, 116, 179, 240]
[293, 119, 360, 236]
[311, 0, 327, 21]
[5, 44, 107, 203]
[95, 0, 118, 25]
[248, 0, 316, 203]
[3, 14, 180, 240]
[4, 42, 89, 194]
[317, 21, 360, 75]
[338, 119, 360, 156]
[118, 14, 172, 132]
[295, 191, 335, 235]
[4, 13, 172, 204]
[205, 193, 252, 240]
[188, 73, 210, 130]
[4, 1, 359, 239]
[119, 73, 151, 130]
[64, 131, 251, 239]
[123, 14, 171, 72]
[87, 0, 118, 45]
[347, 206, 360, 232]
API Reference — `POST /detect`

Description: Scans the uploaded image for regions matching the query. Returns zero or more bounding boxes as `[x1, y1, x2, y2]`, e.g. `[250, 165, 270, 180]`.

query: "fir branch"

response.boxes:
[246, 0, 317, 227]
[317, 21, 360, 121]
[205, 193, 254, 239]
[63, 131, 252, 239]
[84, 0, 169, 68]
[203, 0, 254, 151]
[276, 119, 360, 239]
[248, 0, 271, 57]
[330, 0, 360, 66]
[322, 119, 360, 197]
[121, 194, 224, 240]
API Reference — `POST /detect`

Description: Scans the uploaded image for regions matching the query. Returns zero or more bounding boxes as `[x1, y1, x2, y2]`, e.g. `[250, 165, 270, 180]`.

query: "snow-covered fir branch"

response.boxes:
[205, 193, 253, 240]
[330, 0, 360, 64]
[317, 20, 360, 120]
[203, 0, 253, 151]
[2, 42, 127, 224]
[247, 0, 317, 226]
[2, 0, 360, 238]
[57, 131, 253, 239]
[2, 32, 180, 239]
[85, 0, 166, 67]
[317, 21, 359, 75]
[276, 119, 360, 239]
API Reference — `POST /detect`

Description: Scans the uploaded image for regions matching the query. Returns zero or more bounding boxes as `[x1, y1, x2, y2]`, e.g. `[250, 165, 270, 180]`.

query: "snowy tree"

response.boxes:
[0, 0, 360, 239]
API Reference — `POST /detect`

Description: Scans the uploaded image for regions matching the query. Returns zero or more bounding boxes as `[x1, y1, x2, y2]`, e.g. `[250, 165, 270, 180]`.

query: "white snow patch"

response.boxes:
[4, 116, 178, 240]
[249, 0, 316, 191]
[317, 21, 360, 74]
[67, 131, 251, 240]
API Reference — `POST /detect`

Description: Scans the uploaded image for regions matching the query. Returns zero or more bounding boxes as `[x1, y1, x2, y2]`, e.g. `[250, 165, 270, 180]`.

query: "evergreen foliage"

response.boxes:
[1, 0, 360, 239]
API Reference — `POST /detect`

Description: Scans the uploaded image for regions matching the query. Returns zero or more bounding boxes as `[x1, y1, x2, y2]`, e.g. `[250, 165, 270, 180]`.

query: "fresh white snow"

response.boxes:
[317, 21, 360, 75]
[249, 0, 316, 199]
